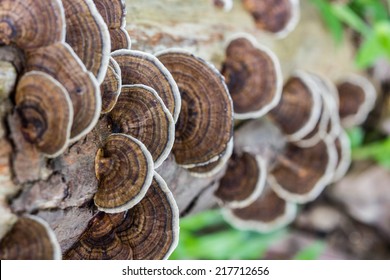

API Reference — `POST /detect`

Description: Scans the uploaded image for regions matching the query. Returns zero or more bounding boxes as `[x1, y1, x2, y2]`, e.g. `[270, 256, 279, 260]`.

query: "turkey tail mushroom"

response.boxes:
[156, 49, 234, 171]
[221, 34, 283, 119]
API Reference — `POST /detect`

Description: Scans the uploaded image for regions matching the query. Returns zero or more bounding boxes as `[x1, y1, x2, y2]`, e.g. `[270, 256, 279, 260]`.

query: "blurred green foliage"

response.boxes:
[347, 125, 390, 168]
[310, 0, 390, 68]
[293, 241, 326, 260]
[169, 210, 289, 260]
[173, 1, 390, 261]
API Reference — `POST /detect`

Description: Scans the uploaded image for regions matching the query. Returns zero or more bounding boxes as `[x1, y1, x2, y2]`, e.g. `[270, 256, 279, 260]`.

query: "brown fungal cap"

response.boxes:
[223, 181, 297, 232]
[294, 72, 341, 147]
[242, 0, 300, 38]
[0, 0, 65, 50]
[100, 57, 122, 114]
[62, 0, 110, 84]
[116, 172, 179, 260]
[221, 34, 282, 119]
[93, 0, 131, 50]
[215, 151, 266, 208]
[94, 133, 154, 213]
[188, 138, 233, 177]
[156, 49, 234, 168]
[337, 74, 376, 128]
[65, 173, 179, 260]
[0, 215, 61, 260]
[112, 50, 181, 122]
[269, 138, 337, 203]
[26, 42, 101, 142]
[64, 212, 133, 260]
[269, 71, 322, 142]
[107, 85, 174, 168]
[15, 71, 73, 158]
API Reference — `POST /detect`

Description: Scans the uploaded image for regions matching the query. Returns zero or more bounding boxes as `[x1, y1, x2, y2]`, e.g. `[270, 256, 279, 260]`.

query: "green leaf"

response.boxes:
[352, 137, 390, 168]
[355, 33, 385, 68]
[293, 241, 326, 260]
[309, 0, 344, 44]
[331, 4, 371, 36]
[347, 127, 365, 148]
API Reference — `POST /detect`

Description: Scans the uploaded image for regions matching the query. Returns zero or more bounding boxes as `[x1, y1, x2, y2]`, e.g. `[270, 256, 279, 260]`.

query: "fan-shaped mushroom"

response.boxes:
[215, 151, 266, 208]
[93, 0, 131, 51]
[94, 133, 154, 213]
[112, 49, 181, 123]
[106, 84, 174, 168]
[15, 71, 73, 158]
[62, 0, 110, 84]
[100, 57, 122, 114]
[241, 0, 300, 38]
[294, 72, 341, 147]
[25, 42, 101, 142]
[156, 49, 234, 168]
[221, 34, 282, 119]
[0, 0, 65, 50]
[65, 172, 179, 260]
[269, 71, 322, 142]
[269, 138, 337, 203]
[223, 181, 297, 232]
[116, 172, 179, 260]
[63, 212, 133, 260]
[336, 74, 376, 128]
[0, 215, 61, 260]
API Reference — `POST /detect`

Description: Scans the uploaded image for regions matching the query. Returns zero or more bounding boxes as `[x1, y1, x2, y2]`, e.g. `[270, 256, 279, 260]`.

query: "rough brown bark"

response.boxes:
[0, 0, 359, 253]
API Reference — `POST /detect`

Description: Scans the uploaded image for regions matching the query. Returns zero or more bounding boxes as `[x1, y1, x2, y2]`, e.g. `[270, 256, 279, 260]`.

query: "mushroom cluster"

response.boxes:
[214, 33, 377, 232]
[0, 0, 184, 260]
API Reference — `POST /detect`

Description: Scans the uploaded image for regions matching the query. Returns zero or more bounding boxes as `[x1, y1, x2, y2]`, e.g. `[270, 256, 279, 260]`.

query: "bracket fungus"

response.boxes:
[156, 49, 234, 170]
[112, 50, 181, 123]
[269, 71, 323, 142]
[241, 0, 300, 38]
[221, 34, 283, 119]
[65, 172, 179, 260]
[0, 215, 61, 260]
[93, 0, 131, 51]
[0, 0, 66, 50]
[215, 151, 266, 208]
[62, 0, 111, 84]
[223, 181, 297, 233]
[100, 57, 122, 114]
[269, 139, 338, 203]
[294, 72, 341, 147]
[336, 74, 377, 128]
[25, 42, 101, 142]
[94, 133, 154, 213]
[107, 84, 174, 168]
[15, 71, 73, 158]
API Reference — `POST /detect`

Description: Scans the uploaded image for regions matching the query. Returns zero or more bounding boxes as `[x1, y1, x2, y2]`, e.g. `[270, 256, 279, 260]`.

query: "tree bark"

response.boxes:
[0, 0, 358, 253]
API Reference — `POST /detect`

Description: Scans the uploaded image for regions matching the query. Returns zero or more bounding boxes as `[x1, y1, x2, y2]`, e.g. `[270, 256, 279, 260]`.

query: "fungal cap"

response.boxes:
[0, 215, 61, 260]
[111, 49, 181, 123]
[222, 33, 283, 120]
[94, 133, 154, 213]
[15, 71, 73, 158]
[269, 138, 338, 203]
[215, 151, 267, 208]
[156, 48, 234, 168]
